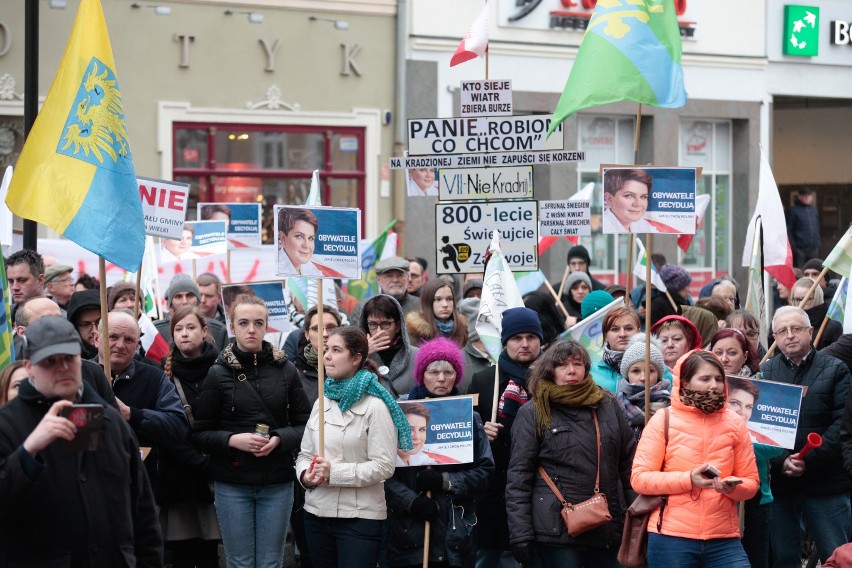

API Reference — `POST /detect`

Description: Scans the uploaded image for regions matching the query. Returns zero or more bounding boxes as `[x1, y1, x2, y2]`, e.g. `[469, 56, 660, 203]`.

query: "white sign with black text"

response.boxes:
[460, 80, 513, 117]
[539, 199, 591, 237]
[439, 166, 533, 201]
[407, 115, 564, 156]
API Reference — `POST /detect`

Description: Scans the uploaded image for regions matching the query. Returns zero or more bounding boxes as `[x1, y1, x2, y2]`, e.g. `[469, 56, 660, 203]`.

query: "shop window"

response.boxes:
[173, 123, 365, 242]
[575, 115, 637, 279]
[678, 119, 732, 276]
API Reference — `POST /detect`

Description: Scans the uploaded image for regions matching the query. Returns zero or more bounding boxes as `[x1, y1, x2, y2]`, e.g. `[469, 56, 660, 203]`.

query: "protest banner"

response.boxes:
[389, 150, 585, 169]
[460, 79, 513, 117]
[435, 200, 538, 274]
[198, 202, 262, 249]
[407, 115, 564, 156]
[559, 296, 625, 362]
[439, 166, 533, 201]
[727, 376, 804, 450]
[539, 199, 591, 238]
[274, 205, 361, 279]
[138, 176, 190, 241]
[601, 166, 697, 235]
[222, 281, 292, 335]
[188, 220, 228, 257]
[396, 397, 475, 467]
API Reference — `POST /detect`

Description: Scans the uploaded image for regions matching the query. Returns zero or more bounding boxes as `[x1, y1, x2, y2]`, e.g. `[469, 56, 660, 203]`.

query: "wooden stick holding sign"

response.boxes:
[490, 362, 500, 423]
[98, 258, 112, 380]
[134, 269, 142, 320]
[644, 234, 653, 425]
[317, 280, 325, 457]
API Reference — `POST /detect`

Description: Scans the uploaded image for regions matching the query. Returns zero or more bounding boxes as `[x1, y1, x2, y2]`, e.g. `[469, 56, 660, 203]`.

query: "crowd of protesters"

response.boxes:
[4, 244, 852, 568]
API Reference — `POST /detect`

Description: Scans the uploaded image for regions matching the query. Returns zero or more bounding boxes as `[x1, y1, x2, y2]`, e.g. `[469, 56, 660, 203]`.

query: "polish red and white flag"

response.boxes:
[139, 313, 170, 364]
[450, 3, 489, 67]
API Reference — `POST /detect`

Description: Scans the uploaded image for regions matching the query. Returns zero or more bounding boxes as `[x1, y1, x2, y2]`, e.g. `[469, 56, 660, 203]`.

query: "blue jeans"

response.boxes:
[647, 534, 750, 568]
[214, 481, 294, 568]
[475, 549, 519, 568]
[532, 544, 619, 568]
[304, 512, 383, 568]
[770, 493, 851, 567]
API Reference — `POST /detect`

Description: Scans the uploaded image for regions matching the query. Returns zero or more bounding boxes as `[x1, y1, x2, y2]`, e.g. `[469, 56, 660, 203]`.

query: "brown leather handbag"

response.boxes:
[538, 410, 612, 538]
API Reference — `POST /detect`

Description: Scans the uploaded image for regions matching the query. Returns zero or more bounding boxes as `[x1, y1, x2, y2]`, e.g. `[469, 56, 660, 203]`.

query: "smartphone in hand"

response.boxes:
[701, 465, 721, 479]
[724, 477, 743, 486]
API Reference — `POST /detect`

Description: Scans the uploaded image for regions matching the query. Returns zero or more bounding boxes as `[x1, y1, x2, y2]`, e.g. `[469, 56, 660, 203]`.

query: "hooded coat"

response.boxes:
[631, 350, 759, 540]
[358, 295, 419, 399]
[651, 315, 703, 367]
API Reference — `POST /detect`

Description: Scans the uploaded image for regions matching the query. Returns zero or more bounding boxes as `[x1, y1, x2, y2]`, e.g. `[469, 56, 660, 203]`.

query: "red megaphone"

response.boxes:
[794, 432, 823, 459]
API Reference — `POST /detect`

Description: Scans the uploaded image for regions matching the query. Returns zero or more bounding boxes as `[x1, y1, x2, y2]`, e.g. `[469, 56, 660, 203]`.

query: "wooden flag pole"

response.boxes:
[98, 258, 112, 380]
[644, 234, 653, 425]
[543, 279, 571, 320]
[626, 234, 634, 291]
[759, 266, 829, 365]
[316, 280, 325, 457]
[192, 259, 197, 280]
[490, 361, 500, 423]
[556, 265, 571, 302]
[226, 250, 232, 283]
[813, 316, 831, 348]
[133, 269, 142, 320]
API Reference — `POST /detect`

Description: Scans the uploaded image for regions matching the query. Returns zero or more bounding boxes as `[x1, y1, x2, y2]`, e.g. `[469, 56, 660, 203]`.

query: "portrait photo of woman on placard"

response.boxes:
[407, 167, 439, 197]
[277, 207, 323, 276]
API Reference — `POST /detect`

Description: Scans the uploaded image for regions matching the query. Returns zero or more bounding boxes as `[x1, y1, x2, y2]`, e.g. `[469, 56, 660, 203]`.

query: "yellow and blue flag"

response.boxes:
[548, 0, 687, 135]
[0, 260, 14, 367]
[5, 0, 144, 272]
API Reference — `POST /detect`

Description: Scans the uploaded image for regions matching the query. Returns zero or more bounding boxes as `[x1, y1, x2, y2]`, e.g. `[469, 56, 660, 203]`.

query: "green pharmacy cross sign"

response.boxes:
[784, 5, 819, 56]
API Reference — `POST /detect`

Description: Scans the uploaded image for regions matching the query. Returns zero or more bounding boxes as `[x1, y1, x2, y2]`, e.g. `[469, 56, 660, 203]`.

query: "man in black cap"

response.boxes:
[0, 316, 162, 565]
[788, 186, 821, 268]
[467, 306, 544, 566]
[66, 289, 102, 359]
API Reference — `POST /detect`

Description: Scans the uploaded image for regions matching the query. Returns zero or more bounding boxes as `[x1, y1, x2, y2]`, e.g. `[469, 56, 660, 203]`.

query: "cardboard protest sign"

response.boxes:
[727, 376, 804, 449]
[273, 206, 361, 279]
[407, 115, 564, 156]
[198, 202, 262, 249]
[601, 167, 698, 235]
[460, 79, 512, 117]
[435, 200, 538, 274]
[138, 177, 190, 240]
[539, 199, 591, 237]
[221, 281, 292, 336]
[439, 165, 533, 201]
[396, 397, 475, 467]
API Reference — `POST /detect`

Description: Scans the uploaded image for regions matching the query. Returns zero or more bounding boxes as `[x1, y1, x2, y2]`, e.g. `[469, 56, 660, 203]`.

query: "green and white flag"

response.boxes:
[825, 225, 852, 278]
[633, 237, 667, 292]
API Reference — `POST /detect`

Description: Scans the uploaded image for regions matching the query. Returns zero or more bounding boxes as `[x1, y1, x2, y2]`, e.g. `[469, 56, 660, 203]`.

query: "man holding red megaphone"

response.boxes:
[761, 306, 851, 567]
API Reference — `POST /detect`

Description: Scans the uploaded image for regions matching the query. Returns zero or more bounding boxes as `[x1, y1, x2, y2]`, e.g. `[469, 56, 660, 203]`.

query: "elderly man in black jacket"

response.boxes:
[0, 316, 161, 566]
[761, 306, 851, 567]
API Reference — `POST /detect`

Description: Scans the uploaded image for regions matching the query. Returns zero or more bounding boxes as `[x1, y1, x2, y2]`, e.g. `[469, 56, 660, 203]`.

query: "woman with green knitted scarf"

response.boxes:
[296, 326, 413, 568]
[505, 340, 637, 568]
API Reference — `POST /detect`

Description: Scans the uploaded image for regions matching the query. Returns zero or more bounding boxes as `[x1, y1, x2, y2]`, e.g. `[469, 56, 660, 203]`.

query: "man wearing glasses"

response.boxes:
[357, 294, 419, 399]
[761, 306, 851, 567]
[66, 289, 102, 360]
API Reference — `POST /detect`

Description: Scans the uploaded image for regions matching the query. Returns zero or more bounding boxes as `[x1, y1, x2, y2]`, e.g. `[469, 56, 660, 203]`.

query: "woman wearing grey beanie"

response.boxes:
[616, 333, 672, 440]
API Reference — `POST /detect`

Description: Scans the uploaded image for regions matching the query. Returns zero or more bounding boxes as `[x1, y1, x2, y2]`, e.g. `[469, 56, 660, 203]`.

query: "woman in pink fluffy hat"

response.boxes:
[385, 337, 495, 568]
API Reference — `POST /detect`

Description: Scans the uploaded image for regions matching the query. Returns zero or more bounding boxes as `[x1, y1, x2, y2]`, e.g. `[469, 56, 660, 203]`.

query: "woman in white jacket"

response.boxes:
[297, 326, 413, 568]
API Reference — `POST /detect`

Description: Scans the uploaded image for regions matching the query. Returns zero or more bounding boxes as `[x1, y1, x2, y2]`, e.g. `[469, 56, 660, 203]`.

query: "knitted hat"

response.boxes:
[165, 274, 200, 307]
[658, 264, 692, 293]
[107, 281, 137, 311]
[462, 279, 483, 298]
[620, 333, 666, 379]
[566, 245, 592, 267]
[500, 307, 544, 345]
[414, 337, 464, 386]
[803, 258, 824, 273]
[458, 297, 480, 342]
[581, 290, 615, 319]
[564, 271, 592, 294]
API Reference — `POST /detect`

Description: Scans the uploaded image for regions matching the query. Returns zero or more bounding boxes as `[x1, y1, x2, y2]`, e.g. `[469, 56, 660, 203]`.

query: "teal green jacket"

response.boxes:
[590, 360, 673, 394]
[755, 442, 784, 505]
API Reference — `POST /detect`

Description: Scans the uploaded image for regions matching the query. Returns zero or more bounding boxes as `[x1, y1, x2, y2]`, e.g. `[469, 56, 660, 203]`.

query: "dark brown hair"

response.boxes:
[710, 328, 759, 374]
[402, 402, 431, 422]
[0, 361, 25, 405]
[328, 326, 380, 375]
[417, 278, 467, 347]
[604, 168, 653, 197]
[601, 306, 640, 347]
[164, 306, 212, 378]
[229, 295, 267, 323]
[726, 376, 760, 404]
[527, 339, 591, 395]
[278, 207, 319, 236]
[679, 351, 725, 386]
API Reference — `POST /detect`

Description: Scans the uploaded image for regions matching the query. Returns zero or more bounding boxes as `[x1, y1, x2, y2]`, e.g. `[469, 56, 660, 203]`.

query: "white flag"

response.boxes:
[633, 238, 667, 292]
[475, 232, 524, 363]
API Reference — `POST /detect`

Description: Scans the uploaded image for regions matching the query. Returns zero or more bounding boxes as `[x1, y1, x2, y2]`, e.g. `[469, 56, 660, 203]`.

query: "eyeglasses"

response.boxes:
[309, 324, 338, 333]
[744, 330, 759, 340]
[367, 320, 396, 331]
[76, 321, 99, 331]
[775, 325, 806, 338]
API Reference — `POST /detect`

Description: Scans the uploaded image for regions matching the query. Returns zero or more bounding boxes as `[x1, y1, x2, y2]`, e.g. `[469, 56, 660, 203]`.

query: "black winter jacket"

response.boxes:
[385, 411, 494, 567]
[0, 381, 162, 567]
[761, 349, 851, 497]
[192, 341, 311, 485]
[505, 394, 637, 550]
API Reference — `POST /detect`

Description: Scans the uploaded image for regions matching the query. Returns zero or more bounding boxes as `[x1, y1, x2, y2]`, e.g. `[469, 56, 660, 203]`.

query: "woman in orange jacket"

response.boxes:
[631, 349, 759, 567]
